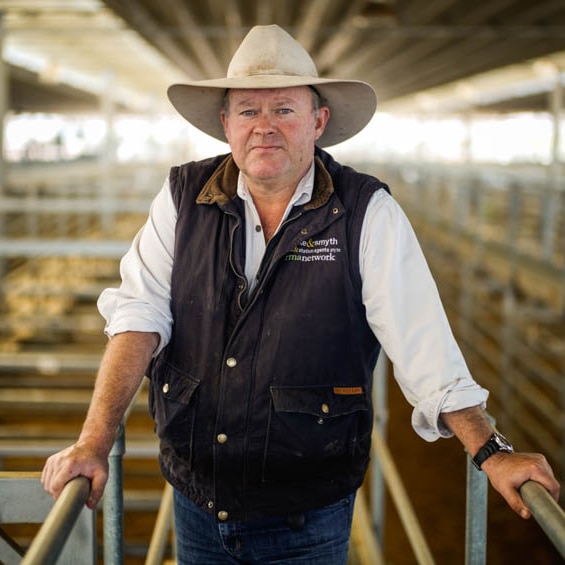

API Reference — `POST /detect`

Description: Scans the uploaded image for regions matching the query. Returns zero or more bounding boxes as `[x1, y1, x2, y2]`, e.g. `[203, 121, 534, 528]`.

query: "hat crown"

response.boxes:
[227, 25, 319, 79]
[167, 24, 377, 147]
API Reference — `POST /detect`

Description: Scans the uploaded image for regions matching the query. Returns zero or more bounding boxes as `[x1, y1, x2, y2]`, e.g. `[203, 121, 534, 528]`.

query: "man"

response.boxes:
[42, 25, 559, 564]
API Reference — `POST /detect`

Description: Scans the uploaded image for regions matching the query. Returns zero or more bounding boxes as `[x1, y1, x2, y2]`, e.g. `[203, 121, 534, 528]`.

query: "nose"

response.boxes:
[253, 112, 276, 135]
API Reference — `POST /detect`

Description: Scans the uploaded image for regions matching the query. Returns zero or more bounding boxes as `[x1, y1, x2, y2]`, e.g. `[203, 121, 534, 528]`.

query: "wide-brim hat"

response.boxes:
[167, 25, 377, 147]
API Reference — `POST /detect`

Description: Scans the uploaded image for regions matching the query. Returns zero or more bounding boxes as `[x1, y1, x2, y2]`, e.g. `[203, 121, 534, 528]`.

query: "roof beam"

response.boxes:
[256, 1, 275, 25]
[159, 0, 224, 78]
[101, 0, 205, 79]
[310, 0, 367, 74]
[402, 0, 459, 24]
[295, 0, 334, 52]
[215, 0, 244, 60]
[376, 35, 561, 100]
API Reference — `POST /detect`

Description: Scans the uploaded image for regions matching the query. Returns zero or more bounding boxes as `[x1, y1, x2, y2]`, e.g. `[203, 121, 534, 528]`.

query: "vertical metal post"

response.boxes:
[103, 422, 125, 564]
[371, 351, 389, 544]
[501, 183, 520, 433]
[506, 183, 520, 274]
[456, 110, 473, 247]
[466, 414, 494, 565]
[0, 12, 6, 195]
[544, 69, 563, 261]
[465, 457, 489, 565]
[99, 69, 117, 236]
[0, 13, 7, 288]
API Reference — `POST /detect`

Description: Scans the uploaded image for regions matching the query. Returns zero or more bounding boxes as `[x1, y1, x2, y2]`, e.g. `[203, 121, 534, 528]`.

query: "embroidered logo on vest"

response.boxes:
[285, 236, 342, 263]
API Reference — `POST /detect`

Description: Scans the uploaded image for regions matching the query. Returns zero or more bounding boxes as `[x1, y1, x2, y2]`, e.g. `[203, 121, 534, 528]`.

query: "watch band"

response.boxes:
[472, 432, 514, 470]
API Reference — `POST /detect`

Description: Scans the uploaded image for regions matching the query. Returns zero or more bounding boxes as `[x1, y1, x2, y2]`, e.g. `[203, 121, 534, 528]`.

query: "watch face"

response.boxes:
[493, 432, 513, 452]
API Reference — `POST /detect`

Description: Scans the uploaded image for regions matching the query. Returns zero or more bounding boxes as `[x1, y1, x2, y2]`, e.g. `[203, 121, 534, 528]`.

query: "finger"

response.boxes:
[41, 447, 72, 492]
[49, 471, 70, 499]
[87, 473, 108, 509]
[503, 488, 531, 520]
[41, 457, 52, 488]
[50, 460, 84, 499]
[532, 458, 561, 501]
[41, 458, 63, 496]
[535, 474, 561, 502]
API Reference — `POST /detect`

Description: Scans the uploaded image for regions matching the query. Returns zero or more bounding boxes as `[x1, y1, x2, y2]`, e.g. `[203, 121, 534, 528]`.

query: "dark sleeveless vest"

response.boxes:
[149, 147, 389, 522]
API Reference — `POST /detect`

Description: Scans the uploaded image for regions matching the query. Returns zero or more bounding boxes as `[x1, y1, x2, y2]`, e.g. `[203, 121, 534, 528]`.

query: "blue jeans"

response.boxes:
[173, 489, 356, 564]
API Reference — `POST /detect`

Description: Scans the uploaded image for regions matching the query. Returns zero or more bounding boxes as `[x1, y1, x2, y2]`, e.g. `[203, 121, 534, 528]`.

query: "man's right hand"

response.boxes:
[41, 331, 159, 509]
[41, 442, 109, 509]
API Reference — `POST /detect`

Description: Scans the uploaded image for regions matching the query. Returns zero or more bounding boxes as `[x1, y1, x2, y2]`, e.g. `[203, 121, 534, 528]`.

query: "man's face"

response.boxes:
[221, 86, 329, 189]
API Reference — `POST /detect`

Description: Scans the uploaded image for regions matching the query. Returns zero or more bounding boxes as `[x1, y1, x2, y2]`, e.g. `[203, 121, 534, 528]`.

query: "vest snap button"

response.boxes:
[207, 500, 214, 509]
[321, 403, 330, 414]
[217, 433, 228, 444]
[162, 383, 169, 394]
[226, 357, 237, 368]
[218, 510, 229, 521]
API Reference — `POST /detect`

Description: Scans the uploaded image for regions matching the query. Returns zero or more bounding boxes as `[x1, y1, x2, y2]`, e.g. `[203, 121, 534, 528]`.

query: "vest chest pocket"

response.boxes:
[262, 385, 371, 483]
[149, 363, 201, 469]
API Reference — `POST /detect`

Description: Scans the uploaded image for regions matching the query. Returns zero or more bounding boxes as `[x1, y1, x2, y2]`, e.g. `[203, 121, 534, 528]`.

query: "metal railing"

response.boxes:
[138, 355, 565, 565]
[0, 472, 95, 564]
[371, 425, 435, 564]
[465, 457, 489, 565]
[369, 423, 565, 565]
[21, 477, 92, 565]
[9, 366, 565, 564]
[145, 483, 175, 565]
[368, 354, 565, 565]
[11, 380, 146, 564]
[520, 481, 565, 558]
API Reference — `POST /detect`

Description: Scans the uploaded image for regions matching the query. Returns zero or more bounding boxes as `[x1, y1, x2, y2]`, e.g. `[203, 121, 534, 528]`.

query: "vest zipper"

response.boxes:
[250, 210, 303, 302]
[226, 211, 248, 312]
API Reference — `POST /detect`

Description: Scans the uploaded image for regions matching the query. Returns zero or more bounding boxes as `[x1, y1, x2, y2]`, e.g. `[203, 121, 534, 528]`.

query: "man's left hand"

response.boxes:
[482, 452, 560, 519]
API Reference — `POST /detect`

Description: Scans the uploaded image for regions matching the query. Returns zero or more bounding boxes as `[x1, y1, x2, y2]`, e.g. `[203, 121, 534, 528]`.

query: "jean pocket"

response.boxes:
[262, 385, 370, 483]
[149, 362, 200, 468]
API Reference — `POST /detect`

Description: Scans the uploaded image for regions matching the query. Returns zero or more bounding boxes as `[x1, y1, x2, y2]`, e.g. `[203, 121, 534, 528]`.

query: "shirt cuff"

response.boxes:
[98, 292, 172, 357]
[411, 380, 490, 442]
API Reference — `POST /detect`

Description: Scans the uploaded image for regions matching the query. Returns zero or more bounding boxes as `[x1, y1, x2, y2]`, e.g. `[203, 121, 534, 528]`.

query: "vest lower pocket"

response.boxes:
[149, 362, 201, 470]
[261, 385, 371, 483]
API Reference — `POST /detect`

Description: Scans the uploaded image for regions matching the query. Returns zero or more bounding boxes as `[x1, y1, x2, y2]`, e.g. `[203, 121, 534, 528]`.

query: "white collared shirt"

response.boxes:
[98, 161, 488, 441]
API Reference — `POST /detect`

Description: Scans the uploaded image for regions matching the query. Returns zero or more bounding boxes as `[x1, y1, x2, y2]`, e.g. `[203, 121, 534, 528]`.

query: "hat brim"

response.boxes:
[167, 76, 377, 148]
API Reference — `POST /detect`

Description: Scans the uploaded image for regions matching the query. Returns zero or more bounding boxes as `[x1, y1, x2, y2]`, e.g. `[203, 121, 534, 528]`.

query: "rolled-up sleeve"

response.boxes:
[97, 177, 176, 356]
[360, 190, 489, 441]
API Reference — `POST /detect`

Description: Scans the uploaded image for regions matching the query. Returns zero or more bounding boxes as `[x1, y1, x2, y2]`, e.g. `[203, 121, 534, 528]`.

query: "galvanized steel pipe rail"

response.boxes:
[19, 379, 147, 563]
[521, 480, 565, 559]
[372, 425, 436, 565]
[21, 476, 91, 565]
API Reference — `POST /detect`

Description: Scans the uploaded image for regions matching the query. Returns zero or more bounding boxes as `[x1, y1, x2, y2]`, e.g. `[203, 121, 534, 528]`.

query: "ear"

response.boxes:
[314, 106, 330, 142]
[220, 110, 229, 141]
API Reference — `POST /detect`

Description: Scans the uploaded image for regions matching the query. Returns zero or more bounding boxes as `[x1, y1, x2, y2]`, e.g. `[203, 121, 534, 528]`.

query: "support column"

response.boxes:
[0, 13, 8, 300]
[99, 70, 118, 236]
[0, 13, 6, 195]
[544, 69, 563, 261]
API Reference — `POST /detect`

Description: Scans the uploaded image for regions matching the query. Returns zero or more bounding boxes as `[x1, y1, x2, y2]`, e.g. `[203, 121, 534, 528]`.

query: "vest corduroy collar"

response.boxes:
[195, 154, 334, 210]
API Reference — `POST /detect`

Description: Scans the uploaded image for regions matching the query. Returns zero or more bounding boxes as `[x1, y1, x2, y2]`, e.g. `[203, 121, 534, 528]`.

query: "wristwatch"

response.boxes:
[472, 432, 514, 470]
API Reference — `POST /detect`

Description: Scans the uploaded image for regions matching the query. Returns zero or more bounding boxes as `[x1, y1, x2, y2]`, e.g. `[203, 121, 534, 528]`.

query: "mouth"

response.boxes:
[250, 144, 281, 151]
